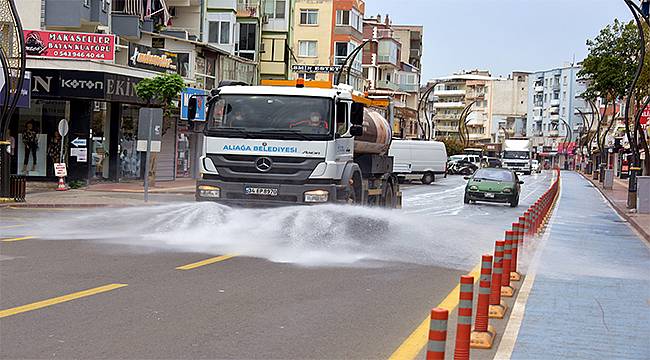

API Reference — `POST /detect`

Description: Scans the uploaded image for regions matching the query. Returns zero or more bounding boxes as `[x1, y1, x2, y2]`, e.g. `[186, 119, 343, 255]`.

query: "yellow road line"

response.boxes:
[0, 283, 128, 319]
[176, 254, 237, 270]
[1, 236, 36, 242]
[388, 263, 482, 360]
[0, 224, 25, 230]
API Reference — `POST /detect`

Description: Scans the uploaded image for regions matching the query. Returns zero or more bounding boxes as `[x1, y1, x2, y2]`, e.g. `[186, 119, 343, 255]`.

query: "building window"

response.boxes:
[209, 21, 231, 45]
[83, 0, 90, 7]
[334, 41, 361, 71]
[563, 76, 568, 85]
[300, 9, 318, 25]
[298, 40, 317, 57]
[298, 73, 316, 80]
[237, 23, 257, 60]
[264, 0, 286, 19]
[336, 9, 362, 31]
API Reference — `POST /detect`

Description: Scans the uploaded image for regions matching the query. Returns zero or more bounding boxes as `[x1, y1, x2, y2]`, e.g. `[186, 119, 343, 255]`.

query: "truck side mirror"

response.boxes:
[188, 97, 197, 121]
[350, 125, 363, 137]
[351, 103, 364, 126]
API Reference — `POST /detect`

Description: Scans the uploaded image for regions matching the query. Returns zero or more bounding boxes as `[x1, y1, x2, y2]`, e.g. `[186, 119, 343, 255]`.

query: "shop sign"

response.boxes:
[30, 69, 145, 104]
[180, 87, 207, 121]
[0, 71, 31, 108]
[292, 64, 341, 73]
[129, 43, 178, 73]
[24, 29, 115, 61]
[152, 37, 166, 49]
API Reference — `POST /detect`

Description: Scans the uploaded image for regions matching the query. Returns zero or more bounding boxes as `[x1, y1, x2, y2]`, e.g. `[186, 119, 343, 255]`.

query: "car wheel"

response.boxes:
[464, 193, 470, 204]
[422, 172, 435, 185]
[509, 194, 519, 208]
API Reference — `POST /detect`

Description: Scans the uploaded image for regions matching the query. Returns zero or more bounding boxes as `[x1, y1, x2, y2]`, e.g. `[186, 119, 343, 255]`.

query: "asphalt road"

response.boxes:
[0, 171, 553, 359]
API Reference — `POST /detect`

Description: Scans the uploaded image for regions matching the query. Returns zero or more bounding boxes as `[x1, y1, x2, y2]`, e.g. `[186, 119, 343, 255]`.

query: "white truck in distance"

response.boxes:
[189, 80, 402, 208]
[502, 139, 532, 175]
[389, 140, 448, 184]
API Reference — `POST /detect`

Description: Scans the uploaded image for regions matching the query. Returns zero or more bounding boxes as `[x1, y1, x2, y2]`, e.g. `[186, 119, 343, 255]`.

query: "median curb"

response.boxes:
[579, 172, 650, 244]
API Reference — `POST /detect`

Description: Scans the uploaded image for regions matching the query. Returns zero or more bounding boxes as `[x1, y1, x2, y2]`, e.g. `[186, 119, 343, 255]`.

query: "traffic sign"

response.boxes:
[180, 87, 207, 121]
[54, 163, 67, 177]
[71, 137, 86, 147]
[58, 119, 69, 137]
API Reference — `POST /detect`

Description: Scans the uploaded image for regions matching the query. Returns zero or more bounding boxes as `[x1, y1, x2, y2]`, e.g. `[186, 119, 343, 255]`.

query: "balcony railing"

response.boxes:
[434, 101, 465, 108]
[436, 89, 466, 97]
[398, 83, 419, 92]
[534, 86, 544, 92]
[375, 79, 399, 91]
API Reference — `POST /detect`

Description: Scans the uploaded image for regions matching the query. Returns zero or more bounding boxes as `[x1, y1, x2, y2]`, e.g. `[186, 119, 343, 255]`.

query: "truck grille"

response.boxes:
[207, 154, 323, 182]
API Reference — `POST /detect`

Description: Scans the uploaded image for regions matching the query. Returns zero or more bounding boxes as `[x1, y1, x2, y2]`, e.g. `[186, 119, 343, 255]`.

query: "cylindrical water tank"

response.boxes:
[354, 108, 393, 155]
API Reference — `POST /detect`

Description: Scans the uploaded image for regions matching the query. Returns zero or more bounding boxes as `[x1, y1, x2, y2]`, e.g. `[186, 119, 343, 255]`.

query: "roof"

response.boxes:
[219, 85, 344, 99]
[431, 74, 495, 82]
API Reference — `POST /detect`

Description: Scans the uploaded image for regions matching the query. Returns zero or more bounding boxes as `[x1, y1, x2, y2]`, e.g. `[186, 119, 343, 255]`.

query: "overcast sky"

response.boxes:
[364, 0, 633, 82]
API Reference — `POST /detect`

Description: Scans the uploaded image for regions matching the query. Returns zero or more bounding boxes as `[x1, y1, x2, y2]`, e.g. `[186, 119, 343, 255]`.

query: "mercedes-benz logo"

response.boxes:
[255, 157, 273, 172]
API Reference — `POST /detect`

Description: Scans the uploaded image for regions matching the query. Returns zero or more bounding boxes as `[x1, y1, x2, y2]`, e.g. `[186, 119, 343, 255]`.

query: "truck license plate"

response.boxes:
[484, 193, 495, 198]
[245, 186, 278, 196]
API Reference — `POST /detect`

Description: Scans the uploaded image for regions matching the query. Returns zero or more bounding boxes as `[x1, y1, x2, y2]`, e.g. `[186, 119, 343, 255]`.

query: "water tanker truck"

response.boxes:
[188, 79, 402, 208]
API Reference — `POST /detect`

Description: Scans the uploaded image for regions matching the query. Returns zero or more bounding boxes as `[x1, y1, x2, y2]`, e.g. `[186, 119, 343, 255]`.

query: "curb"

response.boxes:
[579, 172, 650, 244]
[0, 203, 140, 209]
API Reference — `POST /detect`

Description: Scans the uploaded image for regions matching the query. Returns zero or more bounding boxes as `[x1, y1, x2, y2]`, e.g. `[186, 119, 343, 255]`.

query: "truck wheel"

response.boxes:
[421, 172, 435, 185]
[382, 182, 397, 208]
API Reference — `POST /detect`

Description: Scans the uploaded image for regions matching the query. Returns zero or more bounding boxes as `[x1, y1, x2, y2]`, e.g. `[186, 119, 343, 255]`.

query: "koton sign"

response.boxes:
[24, 30, 115, 61]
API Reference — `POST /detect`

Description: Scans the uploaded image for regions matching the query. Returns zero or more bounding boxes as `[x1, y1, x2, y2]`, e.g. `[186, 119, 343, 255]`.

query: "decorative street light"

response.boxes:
[0, 0, 27, 198]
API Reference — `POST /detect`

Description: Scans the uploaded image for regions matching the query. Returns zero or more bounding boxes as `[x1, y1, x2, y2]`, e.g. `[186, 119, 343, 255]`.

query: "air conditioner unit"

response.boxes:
[96, 25, 110, 34]
[262, 15, 269, 24]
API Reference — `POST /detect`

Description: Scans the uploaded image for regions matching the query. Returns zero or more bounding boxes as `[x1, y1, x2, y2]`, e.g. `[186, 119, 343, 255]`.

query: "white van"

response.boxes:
[389, 140, 448, 184]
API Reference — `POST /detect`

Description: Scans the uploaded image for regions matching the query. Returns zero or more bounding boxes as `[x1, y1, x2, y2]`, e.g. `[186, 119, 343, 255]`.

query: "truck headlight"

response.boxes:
[198, 185, 221, 198]
[503, 188, 512, 193]
[469, 185, 478, 191]
[304, 190, 329, 203]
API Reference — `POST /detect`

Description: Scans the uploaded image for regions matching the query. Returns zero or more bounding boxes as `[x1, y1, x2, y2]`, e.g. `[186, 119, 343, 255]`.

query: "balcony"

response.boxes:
[534, 86, 544, 92]
[436, 125, 459, 132]
[434, 101, 465, 109]
[550, 114, 560, 121]
[549, 129, 560, 137]
[549, 106, 559, 114]
[237, 0, 260, 17]
[533, 115, 542, 121]
[436, 113, 461, 120]
[111, 14, 141, 39]
[375, 80, 400, 91]
[208, 0, 237, 10]
[46, 0, 108, 28]
[399, 83, 419, 92]
[550, 99, 560, 106]
[436, 89, 466, 97]
[466, 92, 485, 100]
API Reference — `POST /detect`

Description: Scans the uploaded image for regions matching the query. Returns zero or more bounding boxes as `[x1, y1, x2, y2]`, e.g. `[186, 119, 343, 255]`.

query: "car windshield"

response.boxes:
[205, 94, 333, 140]
[503, 151, 529, 159]
[473, 169, 514, 182]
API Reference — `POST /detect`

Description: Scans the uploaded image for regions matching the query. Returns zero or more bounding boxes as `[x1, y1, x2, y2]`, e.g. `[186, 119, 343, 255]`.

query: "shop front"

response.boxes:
[8, 68, 148, 183]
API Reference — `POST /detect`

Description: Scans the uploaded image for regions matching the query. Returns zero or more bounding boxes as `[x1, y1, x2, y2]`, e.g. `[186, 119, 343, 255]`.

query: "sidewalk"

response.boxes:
[3, 179, 196, 207]
[498, 172, 650, 359]
[581, 172, 650, 242]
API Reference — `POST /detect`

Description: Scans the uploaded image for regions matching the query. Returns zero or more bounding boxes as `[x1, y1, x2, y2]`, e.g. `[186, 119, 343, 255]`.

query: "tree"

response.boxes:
[437, 137, 464, 156]
[579, 19, 650, 175]
[135, 73, 185, 186]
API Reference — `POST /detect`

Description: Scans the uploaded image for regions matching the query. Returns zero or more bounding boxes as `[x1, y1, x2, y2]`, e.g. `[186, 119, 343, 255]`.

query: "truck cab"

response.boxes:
[191, 80, 400, 208]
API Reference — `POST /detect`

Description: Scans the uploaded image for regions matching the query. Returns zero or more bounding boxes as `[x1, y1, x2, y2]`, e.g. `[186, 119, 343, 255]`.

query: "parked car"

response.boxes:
[390, 140, 448, 184]
[464, 168, 523, 207]
[481, 157, 502, 168]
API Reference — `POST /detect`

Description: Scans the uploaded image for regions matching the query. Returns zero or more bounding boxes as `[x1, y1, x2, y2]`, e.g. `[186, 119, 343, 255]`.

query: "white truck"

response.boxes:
[389, 140, 448, 184]
[188, 79, 402, 208]
[501, 139, 532, 175]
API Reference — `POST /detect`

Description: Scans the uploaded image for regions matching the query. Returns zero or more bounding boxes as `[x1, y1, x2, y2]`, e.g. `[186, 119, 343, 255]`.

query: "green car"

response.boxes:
[464, 168, 523, 207]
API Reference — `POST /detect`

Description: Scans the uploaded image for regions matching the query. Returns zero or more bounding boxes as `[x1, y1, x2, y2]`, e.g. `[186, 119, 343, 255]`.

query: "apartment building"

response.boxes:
[430, 70, 494, 143]
[491, 71, 529, 142]
[362, 15, 423, 139]
[527, 65, 588, 153]
[288, 0, 364, 89]
[10, 0, 258, 185]
[260, 0, 293, 79]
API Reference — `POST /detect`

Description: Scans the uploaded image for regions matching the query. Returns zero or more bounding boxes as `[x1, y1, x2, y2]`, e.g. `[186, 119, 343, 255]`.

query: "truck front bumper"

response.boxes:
[196, 179, 345, 207]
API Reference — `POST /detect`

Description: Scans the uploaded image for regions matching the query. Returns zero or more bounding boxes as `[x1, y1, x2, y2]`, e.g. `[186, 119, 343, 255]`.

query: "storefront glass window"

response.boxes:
[14, 100, 70, 177]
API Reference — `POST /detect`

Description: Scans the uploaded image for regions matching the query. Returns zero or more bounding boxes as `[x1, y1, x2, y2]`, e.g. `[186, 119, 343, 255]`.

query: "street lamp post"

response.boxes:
[0, 0, 27, 198]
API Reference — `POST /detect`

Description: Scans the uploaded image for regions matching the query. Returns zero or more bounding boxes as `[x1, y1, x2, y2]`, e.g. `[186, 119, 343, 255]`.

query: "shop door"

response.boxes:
[119, 104, 142, 180]
[90, 101, 110, 181]
[156, 123, 177, 181]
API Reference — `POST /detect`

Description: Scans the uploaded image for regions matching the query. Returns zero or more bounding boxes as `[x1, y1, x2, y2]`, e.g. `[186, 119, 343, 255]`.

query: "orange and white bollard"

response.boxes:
[518, 216, 527, 247]
[427, 308, 449, 360]
[56, 177, 67, 191]
[454, 275, 474, 360]
[501, 235, 515, 297]
[508, 228, 521, 281]
[489, 240, 507, 318]
[471, 254, 496, 349]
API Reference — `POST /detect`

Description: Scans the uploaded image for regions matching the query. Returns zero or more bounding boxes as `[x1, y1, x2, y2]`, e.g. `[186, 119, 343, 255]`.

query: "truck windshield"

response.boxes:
[503, 151, 529, 160]
[205, 94, 333, 140]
